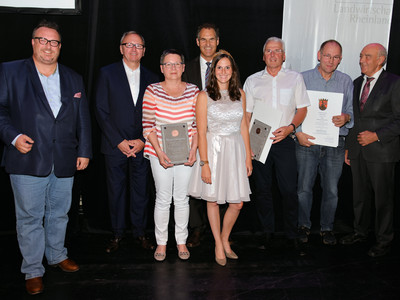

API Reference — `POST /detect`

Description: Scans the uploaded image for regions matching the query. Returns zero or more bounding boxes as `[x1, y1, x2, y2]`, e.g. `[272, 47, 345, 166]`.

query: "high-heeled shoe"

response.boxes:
[215, 256, 227, 266]
[224, 249, 238, 259]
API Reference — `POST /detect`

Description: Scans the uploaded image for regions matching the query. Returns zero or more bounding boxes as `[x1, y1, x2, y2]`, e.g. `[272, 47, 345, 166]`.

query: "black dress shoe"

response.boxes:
[368, 243, 390, 257]
[134, 236, 155, 250]
[339, 232, 367, 245]
[258, 232, 273, 250]
[292, 238, 307, 256]
[106, 237, 123, 253]
[298, 226, 310, 243]
[187, 231, 202, 248]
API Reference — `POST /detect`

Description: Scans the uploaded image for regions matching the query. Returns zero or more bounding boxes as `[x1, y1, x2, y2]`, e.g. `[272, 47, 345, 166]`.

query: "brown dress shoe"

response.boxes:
[51, 258, 80, 272]
[26, 277, 44, 295]
[187, 231, 202, 248]
[106, 237, 123, 253]
[135, 236, 155, 250]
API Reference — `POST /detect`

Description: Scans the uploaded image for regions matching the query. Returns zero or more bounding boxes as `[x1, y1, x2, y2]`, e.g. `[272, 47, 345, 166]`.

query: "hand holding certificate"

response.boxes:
[301, 90, 343, 147]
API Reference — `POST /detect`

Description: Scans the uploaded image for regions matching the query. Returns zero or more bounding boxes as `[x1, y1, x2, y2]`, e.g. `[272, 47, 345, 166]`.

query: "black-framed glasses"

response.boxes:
[121, 43, 144, 49]
[161, 62, 183, 68]
[33, 37, 61, 47]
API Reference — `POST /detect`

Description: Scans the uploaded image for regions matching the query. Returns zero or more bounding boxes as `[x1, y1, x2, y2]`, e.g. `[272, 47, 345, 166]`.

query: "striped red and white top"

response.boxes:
[142, 82, 199, 159]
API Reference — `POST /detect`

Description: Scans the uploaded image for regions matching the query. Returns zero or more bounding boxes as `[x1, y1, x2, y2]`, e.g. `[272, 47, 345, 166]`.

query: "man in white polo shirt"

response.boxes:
[244, 37, 310, 251]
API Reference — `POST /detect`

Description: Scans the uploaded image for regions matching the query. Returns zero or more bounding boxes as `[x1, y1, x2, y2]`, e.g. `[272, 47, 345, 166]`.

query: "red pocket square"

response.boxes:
[74, 92, 82, 98]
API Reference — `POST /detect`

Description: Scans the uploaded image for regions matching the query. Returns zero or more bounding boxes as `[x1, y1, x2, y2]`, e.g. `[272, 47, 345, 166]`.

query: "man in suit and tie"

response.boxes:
[340, 43, 400, 257]
[183, 23, 219, 91]
[182, 23, 219, 247]
[0, 20, 92, 295]
[95, 31, 158, 253]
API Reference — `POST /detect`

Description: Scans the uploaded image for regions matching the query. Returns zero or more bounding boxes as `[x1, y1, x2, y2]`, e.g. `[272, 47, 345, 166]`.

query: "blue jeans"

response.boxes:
[10, 172, 74, 280]
[295, 137, 345, 231]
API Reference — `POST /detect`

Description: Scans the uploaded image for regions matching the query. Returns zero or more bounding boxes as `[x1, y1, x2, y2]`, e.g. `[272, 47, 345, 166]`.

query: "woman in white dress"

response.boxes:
[189, 50, 252, 266]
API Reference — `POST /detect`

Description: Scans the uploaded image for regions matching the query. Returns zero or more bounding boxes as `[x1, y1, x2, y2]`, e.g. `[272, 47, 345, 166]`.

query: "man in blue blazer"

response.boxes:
[341, 43, 400, 257]
[0, 20, 92, 295]
[95, 31, 158, 253]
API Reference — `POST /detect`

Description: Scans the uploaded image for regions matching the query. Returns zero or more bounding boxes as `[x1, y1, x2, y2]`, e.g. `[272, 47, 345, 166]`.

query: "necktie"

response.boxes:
[205, 62, 211, 87]
[360, 77, 374, 111]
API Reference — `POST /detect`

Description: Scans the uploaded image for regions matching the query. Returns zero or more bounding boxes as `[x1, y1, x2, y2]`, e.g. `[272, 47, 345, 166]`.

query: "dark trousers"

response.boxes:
[104, 150, 149, 238]
[252, 137, 299, 239]
[350, 153, 395, 245]
[188, 197, 207, 232]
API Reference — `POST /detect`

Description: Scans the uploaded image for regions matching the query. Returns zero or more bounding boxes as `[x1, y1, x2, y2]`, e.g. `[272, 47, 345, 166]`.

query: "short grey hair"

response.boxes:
[377, 44, 388, 66]
[263, 37, 285, 53]
[160, 49, 185, 65]
[120, 31, 145, 46]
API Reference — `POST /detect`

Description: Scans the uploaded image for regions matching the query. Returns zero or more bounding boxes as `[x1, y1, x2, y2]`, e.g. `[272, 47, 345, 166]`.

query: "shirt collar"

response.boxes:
[364, 67, 384, 81]
[36, 64, 59, 78]
[122, 59, 140, 74]
[261, 66, 286, 77]
[199, 55, 211, 66]
[313, 63, 337, 81]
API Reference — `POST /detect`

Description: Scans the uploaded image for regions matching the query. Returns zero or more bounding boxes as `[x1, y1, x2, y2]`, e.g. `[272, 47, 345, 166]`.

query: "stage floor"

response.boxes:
[1, 229, 399, 299]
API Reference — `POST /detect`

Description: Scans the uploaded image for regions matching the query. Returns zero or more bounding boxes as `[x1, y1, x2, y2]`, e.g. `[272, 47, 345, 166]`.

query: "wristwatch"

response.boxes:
[200, 160, 209, 167]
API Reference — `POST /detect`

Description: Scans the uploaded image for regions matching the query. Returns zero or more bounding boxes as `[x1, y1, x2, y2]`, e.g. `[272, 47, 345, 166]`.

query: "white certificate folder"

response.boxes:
[249, 104, 282, 164]
[302, 90, 343, 147]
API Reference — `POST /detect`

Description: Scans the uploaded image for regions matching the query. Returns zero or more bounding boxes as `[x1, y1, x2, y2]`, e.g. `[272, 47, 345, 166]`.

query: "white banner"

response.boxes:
[282, 0, 393, 79]
[0, 0, 75, 9]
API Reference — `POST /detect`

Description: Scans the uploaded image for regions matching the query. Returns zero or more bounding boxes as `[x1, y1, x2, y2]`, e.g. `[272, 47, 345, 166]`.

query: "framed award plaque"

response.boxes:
[249, 119, 271, 161]
[161, 123, 190, 165]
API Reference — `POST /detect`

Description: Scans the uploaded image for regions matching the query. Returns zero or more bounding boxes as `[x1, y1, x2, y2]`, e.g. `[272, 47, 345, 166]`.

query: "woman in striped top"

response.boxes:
[142, 49, 199, 262]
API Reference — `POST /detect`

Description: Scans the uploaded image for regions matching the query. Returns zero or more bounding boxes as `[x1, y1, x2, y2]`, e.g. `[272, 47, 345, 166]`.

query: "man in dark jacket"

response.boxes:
[0, 20, 92, 295]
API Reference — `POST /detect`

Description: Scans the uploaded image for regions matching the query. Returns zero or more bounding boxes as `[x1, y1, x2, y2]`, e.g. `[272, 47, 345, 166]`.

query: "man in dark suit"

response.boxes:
[182, 23, 219, 247]
[0, 20, 92, 295]
[341, 43, 400, 257]
[183, 23, 219, 91]
[95, 31, 158, 253]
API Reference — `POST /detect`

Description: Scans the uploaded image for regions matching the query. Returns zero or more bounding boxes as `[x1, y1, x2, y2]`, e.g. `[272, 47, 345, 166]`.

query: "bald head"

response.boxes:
[359, 43, 387, 77]
[365, 43, 387, 65]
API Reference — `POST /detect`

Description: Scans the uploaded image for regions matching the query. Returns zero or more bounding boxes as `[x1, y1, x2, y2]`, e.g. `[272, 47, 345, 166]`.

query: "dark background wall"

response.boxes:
[1, 0, 399, 233]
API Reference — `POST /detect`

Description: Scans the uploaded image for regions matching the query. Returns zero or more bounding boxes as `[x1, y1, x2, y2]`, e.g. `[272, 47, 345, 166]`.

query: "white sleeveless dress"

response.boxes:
[188, 90, 251, 204]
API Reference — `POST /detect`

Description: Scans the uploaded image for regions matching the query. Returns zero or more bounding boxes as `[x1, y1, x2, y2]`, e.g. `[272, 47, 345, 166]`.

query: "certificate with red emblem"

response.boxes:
[302, 90, 343, 147]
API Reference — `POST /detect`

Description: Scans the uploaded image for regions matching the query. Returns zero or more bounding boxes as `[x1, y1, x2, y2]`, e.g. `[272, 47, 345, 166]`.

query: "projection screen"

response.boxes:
[0, 0, 81, 14]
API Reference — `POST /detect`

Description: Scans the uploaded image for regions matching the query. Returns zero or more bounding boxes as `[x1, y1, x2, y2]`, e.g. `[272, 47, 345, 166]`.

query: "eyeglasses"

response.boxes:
[265, 49, 284, 55]
[33, 37, 61, 47]
[121, 43, 144, 49]
[321, 53, 341, 61]
[161, 62, 183, 68]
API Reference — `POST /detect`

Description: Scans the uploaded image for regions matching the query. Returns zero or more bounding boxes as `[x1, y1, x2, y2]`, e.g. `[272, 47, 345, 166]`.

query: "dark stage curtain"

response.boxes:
[0, 0, 399, 232]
